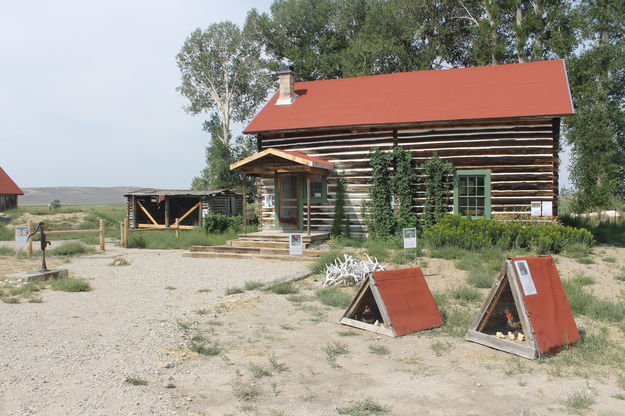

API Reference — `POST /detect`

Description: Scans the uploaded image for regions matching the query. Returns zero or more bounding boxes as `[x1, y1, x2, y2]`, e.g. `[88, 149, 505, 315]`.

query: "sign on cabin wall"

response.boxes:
[15, 226, 29, 247]
[289, 233, 303, 255]
[541, 201, 553, 217]
[531, 201, 542, 216]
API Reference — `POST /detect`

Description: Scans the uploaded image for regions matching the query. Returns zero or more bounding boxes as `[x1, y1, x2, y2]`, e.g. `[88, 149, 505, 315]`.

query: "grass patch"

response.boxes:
[268, 281, 298, 295]
[189, 341, 221, 356]
[456, 247, 505, 289]
[563, 281, 625, 322]
[285, 294, 314, 303]
[466, 270, 495, 289]
[165, 286, 176, 290]
[576, 257, 595, 265]
[310, 250, 350, 274]
[196, 287, 212, 293]
[50, 277, 91, 292]
[315, 286, 352, 308]
[110, 257, 130, 266]
[195, 308, 210, 315]
[560, 387, 595, 414]
[563, 243, 591, 258]
[298, 304, 327, 323]
[324, 341, 349, 368]
[615, 268, 625, 282]
[249, 363, 272, 379]
[50, 242, 96, 256]
[438, 304, 475, 337]
[569, 272, 595, 287]
[338, 329, 360, 337]
[363, 240, 390, 262]
[244, 280, 264, 291]
[450, 285, 482, 305]
[127, 228, 248, 250]
[125, 376, 148, 386]
[336, 398, 391, 416]
[368, 344, 390, 355]
[0, 246, 16, 256]
[232, 381, 261, 402]
[428, 246, 469, 260]
[268, 354, 288, 373]
[224, 286, 244, 295]
[603, 256, 617, 263]
[431, 340, 452, 356]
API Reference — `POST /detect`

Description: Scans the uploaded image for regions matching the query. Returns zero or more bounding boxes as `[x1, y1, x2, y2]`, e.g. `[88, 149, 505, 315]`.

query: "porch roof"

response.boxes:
[230, 148, 333, 176]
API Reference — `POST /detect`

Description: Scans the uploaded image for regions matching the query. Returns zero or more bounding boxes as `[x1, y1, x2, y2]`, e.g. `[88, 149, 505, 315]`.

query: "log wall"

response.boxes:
[0, 194, 18, 211]
[257, 118, 560, 238]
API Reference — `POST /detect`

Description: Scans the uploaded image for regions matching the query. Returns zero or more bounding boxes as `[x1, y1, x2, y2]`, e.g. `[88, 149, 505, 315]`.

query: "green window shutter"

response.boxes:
[453, 169, 491, 219]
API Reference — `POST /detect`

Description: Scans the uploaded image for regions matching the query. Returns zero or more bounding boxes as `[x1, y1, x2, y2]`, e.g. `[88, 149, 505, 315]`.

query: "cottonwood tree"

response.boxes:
[177, 21, 272, 191]
[177, 22, 272, 145]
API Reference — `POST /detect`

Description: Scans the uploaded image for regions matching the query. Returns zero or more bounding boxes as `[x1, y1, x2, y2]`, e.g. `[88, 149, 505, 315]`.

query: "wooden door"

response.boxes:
[278, 174, 300, 230]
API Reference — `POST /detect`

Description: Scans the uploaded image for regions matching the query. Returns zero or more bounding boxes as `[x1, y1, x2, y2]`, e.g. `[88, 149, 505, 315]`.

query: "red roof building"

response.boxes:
[0, 167, 24, 211]
[232, 61, 573, 238]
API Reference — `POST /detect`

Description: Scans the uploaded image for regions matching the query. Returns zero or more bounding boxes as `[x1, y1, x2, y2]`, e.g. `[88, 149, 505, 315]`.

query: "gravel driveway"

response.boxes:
[0, 248, 308, 415]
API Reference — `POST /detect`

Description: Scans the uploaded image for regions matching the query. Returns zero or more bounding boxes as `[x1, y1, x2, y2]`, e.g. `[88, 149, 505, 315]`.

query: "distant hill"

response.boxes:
[20, 187, 142, 206]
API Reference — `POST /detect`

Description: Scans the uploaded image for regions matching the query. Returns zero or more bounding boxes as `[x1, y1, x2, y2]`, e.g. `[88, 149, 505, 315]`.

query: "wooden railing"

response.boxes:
[119, 217, 184, 248]
[26, 219, 106, 257]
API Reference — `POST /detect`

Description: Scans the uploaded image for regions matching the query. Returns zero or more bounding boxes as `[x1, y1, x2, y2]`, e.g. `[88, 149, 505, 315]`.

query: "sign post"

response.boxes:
[289, 233, 303, 256]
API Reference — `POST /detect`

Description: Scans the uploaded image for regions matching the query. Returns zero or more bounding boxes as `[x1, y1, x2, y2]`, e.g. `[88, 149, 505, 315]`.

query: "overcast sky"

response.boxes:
[1, 1, 572, 189]
[0, 0, 273, 188]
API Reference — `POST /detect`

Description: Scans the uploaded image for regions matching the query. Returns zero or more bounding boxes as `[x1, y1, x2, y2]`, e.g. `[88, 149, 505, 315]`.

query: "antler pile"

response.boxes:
[322, 253, 385, 287]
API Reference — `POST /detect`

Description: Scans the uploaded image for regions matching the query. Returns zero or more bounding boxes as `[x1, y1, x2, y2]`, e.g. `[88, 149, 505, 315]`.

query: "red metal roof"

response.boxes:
[0, 167, 24, 195]
[245, 60, 574, 133]
[511, 256, 580, 355]
[373, 267, 443, 336]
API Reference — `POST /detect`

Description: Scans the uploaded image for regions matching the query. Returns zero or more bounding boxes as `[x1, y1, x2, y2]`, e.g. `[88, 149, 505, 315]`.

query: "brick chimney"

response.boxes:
[276, 64, 298, 105]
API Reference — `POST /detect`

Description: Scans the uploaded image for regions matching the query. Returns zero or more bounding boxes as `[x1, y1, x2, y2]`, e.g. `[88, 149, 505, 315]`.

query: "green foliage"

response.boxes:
[49, 200, 62, 209]
[368, 344, 390, 355]
[128, 229, 241, 250]
[0, 224, 13, 241]
[244, 280, 264, 290]
[450, 285, 482, 305]
[51, 277, 91, 293]
[364, 148, 396, 238]
[363, 239, 390, 262]
[0, 246, 16, 255]
[336, 398, 391, 416]
[310, 250, 351, 274]
[125, 376, 148, 386]
[315, 286, 353, 308]
[268, 281, 299, 295]
[50, 242, 96, 256]
[422, 155, 453, 227]
[392, 146, 417, 230]
[224, 286, 244, 295]
[203, 214, 242, 234]
[424, 215, 593, 253]
[561, 214, 625, 246]
[331, 172, 350, 238]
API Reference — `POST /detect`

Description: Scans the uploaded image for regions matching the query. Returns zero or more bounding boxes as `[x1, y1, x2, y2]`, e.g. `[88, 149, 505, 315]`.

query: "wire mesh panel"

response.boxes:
[348, 287, 385, 324]
[477, 278, 526, 342]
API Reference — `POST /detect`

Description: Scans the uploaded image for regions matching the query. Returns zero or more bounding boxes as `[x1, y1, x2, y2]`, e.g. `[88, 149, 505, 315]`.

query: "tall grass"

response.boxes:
[128, 229, 239, 249]
[561, 213, 625, 246]
[563, 280, 625, 322]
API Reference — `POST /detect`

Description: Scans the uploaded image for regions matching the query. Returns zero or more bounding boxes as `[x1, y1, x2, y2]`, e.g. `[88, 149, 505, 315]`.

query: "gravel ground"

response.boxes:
[0, 247, 308, 416]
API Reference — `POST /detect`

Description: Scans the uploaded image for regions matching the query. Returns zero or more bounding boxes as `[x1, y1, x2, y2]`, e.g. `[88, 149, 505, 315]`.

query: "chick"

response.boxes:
[496, 331, 505, 339]
[517, 333, 525, 342]
[507, 331, 516, 340]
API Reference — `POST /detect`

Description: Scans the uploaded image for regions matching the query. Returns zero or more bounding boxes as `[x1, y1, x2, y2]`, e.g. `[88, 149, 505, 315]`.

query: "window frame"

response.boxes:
[308, 174, 328, 203]
[453, 169, 492, 219]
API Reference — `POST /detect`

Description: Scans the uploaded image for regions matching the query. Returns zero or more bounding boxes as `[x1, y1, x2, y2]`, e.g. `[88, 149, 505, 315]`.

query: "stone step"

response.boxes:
[189, 245, 321, 257]
[183, 252, 317, 262]
[226, 240, 308, 249]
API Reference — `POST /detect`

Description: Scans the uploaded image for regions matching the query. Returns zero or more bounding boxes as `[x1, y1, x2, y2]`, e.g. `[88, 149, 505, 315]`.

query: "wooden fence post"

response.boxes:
[27, 219, 33, 258]
[123, 218, 129, 248]
[99, 219, 105, 251]
[120, 221, 124, 247]
[175, 218, 180, 239]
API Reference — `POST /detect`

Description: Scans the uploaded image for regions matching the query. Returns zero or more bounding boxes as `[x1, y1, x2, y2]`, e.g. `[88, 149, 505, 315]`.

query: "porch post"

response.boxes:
[306, 173, 311, 236]
[242, 173, 247, 234]
[164, 197, 170, 227]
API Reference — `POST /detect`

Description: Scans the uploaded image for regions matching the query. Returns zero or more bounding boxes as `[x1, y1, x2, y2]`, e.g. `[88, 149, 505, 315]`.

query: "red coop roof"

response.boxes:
[245, 59, 574, 133]
[0, 167, 24, 195]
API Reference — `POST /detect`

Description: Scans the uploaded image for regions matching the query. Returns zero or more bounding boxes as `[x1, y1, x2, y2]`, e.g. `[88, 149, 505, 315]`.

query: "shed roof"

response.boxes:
[0, 167, 24, 195]
[245, 60, 574, 134]
[230, 148, 333, 173]
[124, 188, 238, 197]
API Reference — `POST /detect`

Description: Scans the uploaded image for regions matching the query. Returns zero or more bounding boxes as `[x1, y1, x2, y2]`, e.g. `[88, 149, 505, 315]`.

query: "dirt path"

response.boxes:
[0, 248, 308, 416]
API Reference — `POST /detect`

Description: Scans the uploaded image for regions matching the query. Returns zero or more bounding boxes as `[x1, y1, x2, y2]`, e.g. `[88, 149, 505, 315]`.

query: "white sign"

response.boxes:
[530, 201, 542, 217]
[514, 260, 537, 296]
[15, 226, 29, 247]
[403, 228, 417, 249]
[201, 208, 209, 217]
[263, 194, 274, 209]
[541, 201, 553, 217]
[289, 233, 303, 256]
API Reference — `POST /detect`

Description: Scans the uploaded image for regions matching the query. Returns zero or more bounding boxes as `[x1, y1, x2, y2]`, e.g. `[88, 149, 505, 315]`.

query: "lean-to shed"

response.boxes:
[0, 167, 24, 211]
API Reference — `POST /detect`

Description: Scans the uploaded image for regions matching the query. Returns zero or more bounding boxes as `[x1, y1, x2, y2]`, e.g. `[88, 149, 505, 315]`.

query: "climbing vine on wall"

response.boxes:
[364, 148, 397, 238]
[423, 154, 454, 226]
[392, 146, 418, 230]
[331, 172, 350, 238]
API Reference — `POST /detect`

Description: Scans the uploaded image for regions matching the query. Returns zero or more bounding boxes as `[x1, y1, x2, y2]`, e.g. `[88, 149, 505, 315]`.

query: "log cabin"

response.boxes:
[231, 60, 574, 239]
[0, 167, 24, 212]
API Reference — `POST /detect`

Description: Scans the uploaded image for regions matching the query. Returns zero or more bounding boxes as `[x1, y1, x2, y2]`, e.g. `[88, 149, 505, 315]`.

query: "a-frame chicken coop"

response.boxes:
[466, 256, 580, 359]
[341, 267, 443, 337]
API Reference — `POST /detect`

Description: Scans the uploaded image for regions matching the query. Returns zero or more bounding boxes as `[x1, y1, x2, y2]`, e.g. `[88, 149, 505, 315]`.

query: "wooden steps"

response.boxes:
[184, 231, 329, 262]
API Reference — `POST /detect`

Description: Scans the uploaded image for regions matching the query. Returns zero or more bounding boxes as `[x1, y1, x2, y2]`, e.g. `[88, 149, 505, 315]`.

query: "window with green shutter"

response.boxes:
[453, 169, 491, 218]
[309, 175, 327, 203]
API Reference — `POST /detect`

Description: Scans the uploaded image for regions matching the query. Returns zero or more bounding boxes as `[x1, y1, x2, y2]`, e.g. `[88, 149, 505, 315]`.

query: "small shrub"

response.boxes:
[563, 243, 591, 258]
[560, 387, 595, 414]
[368, 344, 390, 355]
[576, 257, 595, 265]
[466, 270, 495, 289]
[224, 286, 244, 295]
[128, 235, 146, 248]
[0, 246, 16, 255]
[268, 354, 288, 373]
[570, 272, 595, 287]
[125, 376, 148, 386]
[431, 340, 452, 356]
[450, 285, 482, 304]
[603, 256, 617, 263]
[232, 380, 261, 402]
[244, 280, 264, 291]
[203, 214, 242, 234]
[363, 239, 389, 262]
[315, 286, 352, 308]
[51, 277, 91, 292]
[189, 341, 221, 356]
[50, 242, 95, 256]
[0, 224, 14, 241]
[324, 341, 349, 368]
[249, 363, 272, 378]
[310, 250, 350, 274]
[110, 257, 130, 266]
[268, 281, 298, 295]
[336, 398, 391, 416]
